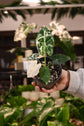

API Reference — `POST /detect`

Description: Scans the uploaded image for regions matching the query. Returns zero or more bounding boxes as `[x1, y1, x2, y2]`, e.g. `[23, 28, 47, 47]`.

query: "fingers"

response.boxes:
[32, 81, 42, 92]
[35, 86, 42, 92]
[32, 81, 36, 86]
[41, 88, 53, 93]
[32, 81, 58, 93]
[42, 85, 58, 93]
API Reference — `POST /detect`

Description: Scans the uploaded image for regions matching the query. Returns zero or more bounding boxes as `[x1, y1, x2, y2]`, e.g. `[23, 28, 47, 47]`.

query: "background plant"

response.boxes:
[0, 0, 84, 23]
[0, 85, 84, 126]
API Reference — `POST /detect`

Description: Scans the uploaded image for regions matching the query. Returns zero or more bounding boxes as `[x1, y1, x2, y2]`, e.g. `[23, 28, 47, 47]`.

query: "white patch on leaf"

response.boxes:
[27, 60, 41, 78]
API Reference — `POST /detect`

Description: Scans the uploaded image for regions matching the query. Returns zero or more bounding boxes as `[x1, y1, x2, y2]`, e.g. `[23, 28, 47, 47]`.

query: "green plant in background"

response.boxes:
[0, 96, 27, 126]
[41, 0, 84, 21]
[0, 0, 84, 23]
[0, 84, 35, 126]
[60, 91, 84, 123]
[49, 21, 77, 61]
[7, 46, 27, 57]
[0, 86, 84, 126]
[17, 96, 84, 126]
[14, 47, 27, 57]
[17, 97, 71, 126]
[3, 84, 35, 103]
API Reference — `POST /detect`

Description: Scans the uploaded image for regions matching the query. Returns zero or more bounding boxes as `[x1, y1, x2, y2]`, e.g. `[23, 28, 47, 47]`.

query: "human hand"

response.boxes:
[32, 69, 70, 93]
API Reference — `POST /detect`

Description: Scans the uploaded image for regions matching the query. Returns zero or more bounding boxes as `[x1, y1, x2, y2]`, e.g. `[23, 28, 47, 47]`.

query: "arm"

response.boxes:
[66, 68, 84, 99]
[32, 68, 84, 99]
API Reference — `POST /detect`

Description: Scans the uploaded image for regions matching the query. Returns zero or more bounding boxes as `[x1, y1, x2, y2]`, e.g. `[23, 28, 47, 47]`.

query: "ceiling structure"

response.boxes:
[0, 0, 84, 22]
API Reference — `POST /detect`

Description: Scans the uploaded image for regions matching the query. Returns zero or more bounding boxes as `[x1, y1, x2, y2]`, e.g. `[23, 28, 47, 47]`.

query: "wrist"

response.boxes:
[62, 70, 70, 91]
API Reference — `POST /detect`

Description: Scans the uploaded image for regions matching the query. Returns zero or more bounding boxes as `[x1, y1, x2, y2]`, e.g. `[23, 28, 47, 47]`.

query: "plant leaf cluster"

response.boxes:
[28, 25, 76, 83]
[0, 0, 26, 22]
[0, 86, 84, 126]
[54, 36, 77, 61]
[18, 94, 84, 126]
[41, 0, 84, 21]
[8, 47, 27, 56]
[0, 0, 84, 22]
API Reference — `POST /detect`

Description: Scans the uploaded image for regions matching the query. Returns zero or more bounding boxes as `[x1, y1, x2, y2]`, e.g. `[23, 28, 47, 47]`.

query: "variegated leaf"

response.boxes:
[27, 60, 41, 78]
[27, 53, 39, 60]
[36, 27, 54, 56]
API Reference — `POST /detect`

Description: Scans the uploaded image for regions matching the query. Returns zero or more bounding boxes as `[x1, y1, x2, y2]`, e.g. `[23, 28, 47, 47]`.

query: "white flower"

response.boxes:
[49, 21, 71, 42]
[14, 31, 26, 41]
[14, 22, 37, 42]
[27, 60, 41, 78]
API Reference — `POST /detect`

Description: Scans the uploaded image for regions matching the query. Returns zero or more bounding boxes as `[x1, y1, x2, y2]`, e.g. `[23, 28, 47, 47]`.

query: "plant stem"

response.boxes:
[44, 53, 46, 67]
[44, 30, 46, 67]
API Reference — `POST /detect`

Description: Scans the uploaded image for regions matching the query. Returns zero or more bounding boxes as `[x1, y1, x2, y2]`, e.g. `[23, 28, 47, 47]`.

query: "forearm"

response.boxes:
[65, 68, 84, 99]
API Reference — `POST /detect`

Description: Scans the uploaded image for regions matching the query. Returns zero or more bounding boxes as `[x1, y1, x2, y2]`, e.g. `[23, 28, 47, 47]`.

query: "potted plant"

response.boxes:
[27, 22, 76, 89]
[14, 21, 76, 89]
[27, 26, 63, 89]
[12, 22, 37, 62]
[7, 46, 27, 62]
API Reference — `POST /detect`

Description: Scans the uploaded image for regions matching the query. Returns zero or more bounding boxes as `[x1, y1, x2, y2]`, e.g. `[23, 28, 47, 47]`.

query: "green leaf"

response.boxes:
[0, 14, 3, 22]
[47, 120, 63, 126]
[26, 9, 33, 15]
[51, 8, 57, 20]
[8, 11, 17, 21]
[57, 8, 69, 20]
[47, 121, 56, 126]
[6, 96, 27, 107]
[54, 36, 77, 61]
[44, 8, 49, 14]
[40, 66, 50, 84]
[51, 54, 70, 64]
[57, 103, 70, 125]
[36, 97, 55, 125]
[69, 8, 80, 19]
[36, 27, 54, 56]
[4, 108, 22, 125]
[18, 110, 35, 126]
[62, 104, 69, 123]
[15, 10, 26, 20]
[0, 114, 4, 126]
[79, 106, 84, 122]
[35, 9, 41, 13]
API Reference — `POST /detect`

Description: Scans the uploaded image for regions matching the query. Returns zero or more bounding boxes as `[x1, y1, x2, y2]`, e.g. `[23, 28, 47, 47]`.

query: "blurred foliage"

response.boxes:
[3, 84, 35, 101]
[0, 84, 84, 126]
[0, 0, 84, 22]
